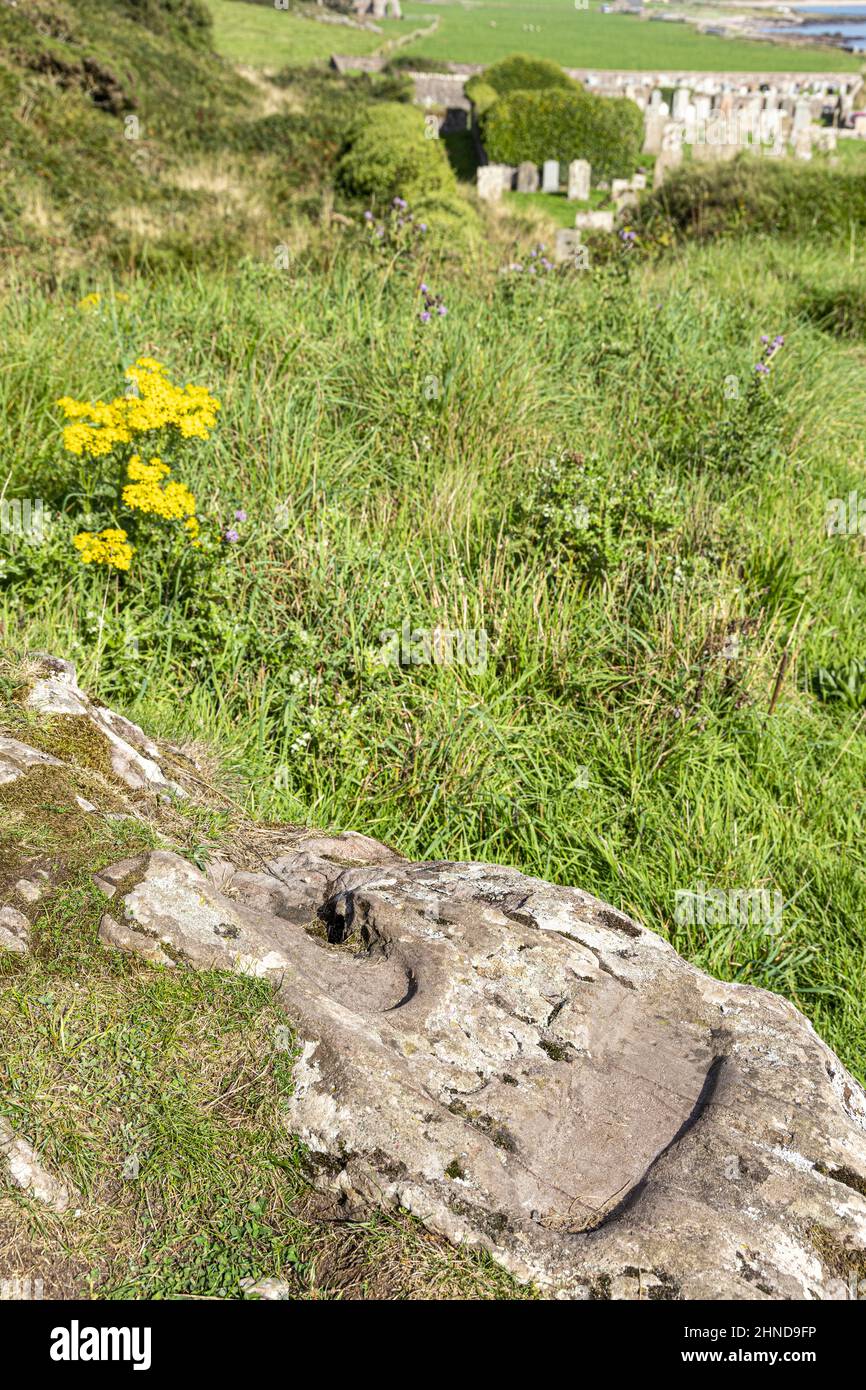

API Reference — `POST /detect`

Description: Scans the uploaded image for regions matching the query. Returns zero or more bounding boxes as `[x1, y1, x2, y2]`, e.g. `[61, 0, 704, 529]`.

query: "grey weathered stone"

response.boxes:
[0, 1117, 76, 1211]
[554, 229, 587, 266]
[516, 161, 539, 194]
[9, 662, 866, 1299]
[574, 210, 614, 233]
[0, 736, 63, 786]
[567, 159, 591, 201]
[0, 904, 30, 954]
[94, 838, 866, 1301]
[23, 657, 184, 797]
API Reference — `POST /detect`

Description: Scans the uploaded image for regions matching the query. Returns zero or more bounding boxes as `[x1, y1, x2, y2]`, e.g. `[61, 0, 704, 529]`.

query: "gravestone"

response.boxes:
[631, 172, 647, 191]
[653, 147, 682, 189]
[516, 161, 539, 193]
[793, 128, 813, 161]
[672, 87, 691, 122]
[567, 159, 591, 201]
[643, 114, 667, 155]
[793, 100, 811, 132]
[574, 209, 614, 233]
[555, 228, 588, 266]
[542, 159, 560, 193]
[477, 165, 505, 203]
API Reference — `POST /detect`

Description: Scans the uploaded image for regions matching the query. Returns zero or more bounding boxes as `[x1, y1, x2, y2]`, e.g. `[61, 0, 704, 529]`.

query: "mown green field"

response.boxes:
[206, 0, 863, 72]
[206, 0, 404, 66]
[399, 0, 861, 71]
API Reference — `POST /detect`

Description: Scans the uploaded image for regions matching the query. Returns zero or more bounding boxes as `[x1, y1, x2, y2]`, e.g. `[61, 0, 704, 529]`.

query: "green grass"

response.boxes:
[203, 0, 862, 73]
[396, 0, 861, 72]
[206, 0, 403, 66]
[2, 224, 866, 1092]
[0, 882, 527, 1298]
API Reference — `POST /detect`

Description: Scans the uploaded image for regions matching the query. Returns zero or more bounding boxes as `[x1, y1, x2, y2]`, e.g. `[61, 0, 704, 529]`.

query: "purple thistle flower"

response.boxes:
[419, 310, 431, 323]
[437, 304, 447, 316]
[364, 210, 373, 221]
[224, 527, 240, 543]
[234, 509, 247, 523]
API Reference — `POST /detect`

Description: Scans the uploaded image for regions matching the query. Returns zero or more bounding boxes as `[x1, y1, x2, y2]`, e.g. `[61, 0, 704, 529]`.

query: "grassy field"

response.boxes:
[398, 0, 861, 71]
[3, 224, 866, 1088]
[206, 0, 403, 66]
[3, 0, 866, 1303]
[205, 0, 862, 73]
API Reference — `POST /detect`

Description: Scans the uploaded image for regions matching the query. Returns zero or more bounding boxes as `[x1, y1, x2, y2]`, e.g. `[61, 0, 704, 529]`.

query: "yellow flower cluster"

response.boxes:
[77, 292, 129, 312]
[72, 528, 134, 572]
[57, 357, 221, 457]
[122, 454, 198, 526]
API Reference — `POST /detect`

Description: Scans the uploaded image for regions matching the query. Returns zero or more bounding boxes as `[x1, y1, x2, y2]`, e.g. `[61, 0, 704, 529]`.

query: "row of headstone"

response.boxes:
[476, 159, 593, 202]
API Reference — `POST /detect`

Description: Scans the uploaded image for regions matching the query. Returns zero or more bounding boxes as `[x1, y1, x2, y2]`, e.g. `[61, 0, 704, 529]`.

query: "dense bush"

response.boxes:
[639, 159, 866, 241]
[481, 88, 643, 180]
[470, 54, 576, 99]
[465, 80, 499, 121]
[117, 0, 213, 44]
[336, 102, 456, 205]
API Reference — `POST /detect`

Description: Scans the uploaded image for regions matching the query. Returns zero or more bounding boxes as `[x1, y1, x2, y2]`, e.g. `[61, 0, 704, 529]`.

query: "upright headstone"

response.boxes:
[516, 162, 540, 193]
[541, 159, 560, 193]
[653, 146, 682, 189]
[672, 88, 691, 122]
[694, 94, 712, 125]
[643, 114, 667, 155]
[477, 165, 505, 203]
[793, 128, 813, 161]
[793, 100, 811, 132]
[555, 228, 588, 266]
[567, 158, 591, 201]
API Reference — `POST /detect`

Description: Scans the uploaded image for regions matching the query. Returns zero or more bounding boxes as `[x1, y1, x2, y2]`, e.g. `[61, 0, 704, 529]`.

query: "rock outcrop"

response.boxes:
[0, 1117, 77, 1213]
[3, 657, 866, 1299]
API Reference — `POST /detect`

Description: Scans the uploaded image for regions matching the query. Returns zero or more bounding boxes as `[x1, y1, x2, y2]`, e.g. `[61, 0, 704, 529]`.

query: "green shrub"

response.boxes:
[475, 54, 576, 98]
[336, 103, 456, 205]
[465, 80, 499, 122]
[481, 88, 642, 181]
[639, 158, 866, 242]
[116, 0, 213, 45]
[413, 189, 482, 255]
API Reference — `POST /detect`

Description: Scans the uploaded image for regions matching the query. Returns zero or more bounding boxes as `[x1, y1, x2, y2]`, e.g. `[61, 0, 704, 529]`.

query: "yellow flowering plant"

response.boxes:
[57, 356, 221, 575]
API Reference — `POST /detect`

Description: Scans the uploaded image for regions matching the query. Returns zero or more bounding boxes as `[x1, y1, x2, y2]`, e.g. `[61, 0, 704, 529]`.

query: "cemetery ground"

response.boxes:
[205, 0, 862, 73]
[3, 3, 866, 1301]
